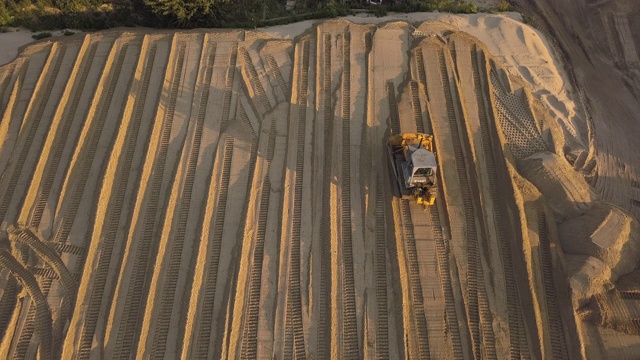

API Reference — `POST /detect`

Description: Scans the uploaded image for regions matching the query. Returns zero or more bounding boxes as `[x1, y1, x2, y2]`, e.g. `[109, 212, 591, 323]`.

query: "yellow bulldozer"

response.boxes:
[387, 132, 438, 206]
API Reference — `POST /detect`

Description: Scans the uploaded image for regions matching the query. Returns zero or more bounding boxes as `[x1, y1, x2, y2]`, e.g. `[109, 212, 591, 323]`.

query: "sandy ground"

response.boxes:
[0, 10, 638, 360]
[0, 31, 33, 66]
[0, 28, 83, 66]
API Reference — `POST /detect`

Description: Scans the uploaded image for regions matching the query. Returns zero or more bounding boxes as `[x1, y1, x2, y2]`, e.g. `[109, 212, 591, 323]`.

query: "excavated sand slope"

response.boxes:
[0, 15, 633, 359]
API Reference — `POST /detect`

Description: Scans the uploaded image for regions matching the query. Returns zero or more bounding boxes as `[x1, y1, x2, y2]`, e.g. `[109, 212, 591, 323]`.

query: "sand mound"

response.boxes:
[558, 202, 640, 278]
[0, 13, 602, 359]
[517, 151, 595, 220]
[565, 255, 613, 308]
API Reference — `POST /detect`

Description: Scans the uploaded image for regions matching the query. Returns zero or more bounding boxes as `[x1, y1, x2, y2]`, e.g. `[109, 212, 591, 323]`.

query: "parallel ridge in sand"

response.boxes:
[0, 17, 623, 358]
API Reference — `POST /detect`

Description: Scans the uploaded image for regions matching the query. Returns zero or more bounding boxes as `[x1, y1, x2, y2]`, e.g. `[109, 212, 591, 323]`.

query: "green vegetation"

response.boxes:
[0, 2, 13, 27]
[4, 1, 134, 31]
[1, 1, 512, 31]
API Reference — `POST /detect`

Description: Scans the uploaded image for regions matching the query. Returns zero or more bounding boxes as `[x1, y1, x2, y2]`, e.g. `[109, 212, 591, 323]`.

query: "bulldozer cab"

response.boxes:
[388, 132, 438, 206]
[403, 147, 437, 188]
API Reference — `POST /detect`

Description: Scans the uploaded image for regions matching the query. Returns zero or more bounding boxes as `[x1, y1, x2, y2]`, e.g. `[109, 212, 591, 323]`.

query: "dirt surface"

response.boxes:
[0, 11, 637, 360]
[510, 0, 640, 357]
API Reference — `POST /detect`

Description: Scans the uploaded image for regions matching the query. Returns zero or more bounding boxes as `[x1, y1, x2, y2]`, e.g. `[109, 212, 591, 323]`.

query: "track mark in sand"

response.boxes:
[30, 42, 99, 228]
[265, 54, 288, 103]
[282, 39, 310, 360]
[374, 179, 389, 359]
[8, 226, 77, 351]
[0, 44, 66, 226]
[415, 50, 427, 88]
[0, 64, 27, 163]
[237, 101, 256, 138]
[437, 48, 496, 359]
[240, 129, 277, 359]
[471, 45, 528, 359]
[240, 47, 272, 114]
[0, 275, 18, 339]
[428, 204, 464, 358]
[45, 241, 85, 255]
[339, 31, 360, 359]
[8, 226, 76, 295]
[411, 56, 464, 358]
[619, 291, 640, 300]
[193, 137, 234, 359]
[489, 70, 546, 159]
[410, 81, 425, 133]
[52, 43, 130, 245]
[458, 47, 497, 359]
[399, 200, 431, 359]
[14, 43, 129, 360]
[387, 81, 400, 134]
[28, 266, 58, 279]
[112, 42, 187, 360]
[76, 43, 158, 360]
[0, 250, 52, 360]
[150, 43, 217, 359]
[537, 211, 569, 359]
[0, 63, 17, 114]
[317, 32, 332, 360]
[220, 43, 238, 131]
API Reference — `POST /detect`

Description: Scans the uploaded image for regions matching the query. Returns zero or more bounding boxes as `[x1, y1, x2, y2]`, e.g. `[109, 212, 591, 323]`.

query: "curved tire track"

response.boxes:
[0, 249, 52, 360]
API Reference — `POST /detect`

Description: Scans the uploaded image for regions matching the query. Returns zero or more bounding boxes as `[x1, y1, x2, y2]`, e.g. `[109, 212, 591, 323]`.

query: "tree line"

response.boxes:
[0, 1, 508, 31]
